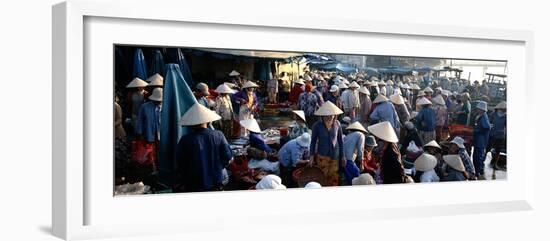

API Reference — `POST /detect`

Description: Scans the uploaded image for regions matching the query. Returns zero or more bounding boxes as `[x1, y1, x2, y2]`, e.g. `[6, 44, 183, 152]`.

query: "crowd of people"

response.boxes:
[115, 67, 507, 193]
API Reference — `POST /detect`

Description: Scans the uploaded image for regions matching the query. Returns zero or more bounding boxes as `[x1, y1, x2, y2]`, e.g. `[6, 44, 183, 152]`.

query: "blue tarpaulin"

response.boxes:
[149, 50, 165, 78]
[132, 48, 148, 80]
[158, 64, 198, 187]
[176, 48, 196, 88]
[361, 66, 379, 76]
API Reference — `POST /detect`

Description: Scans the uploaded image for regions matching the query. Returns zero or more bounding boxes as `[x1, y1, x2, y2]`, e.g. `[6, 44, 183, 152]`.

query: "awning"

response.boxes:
[196, 48, 303, 60]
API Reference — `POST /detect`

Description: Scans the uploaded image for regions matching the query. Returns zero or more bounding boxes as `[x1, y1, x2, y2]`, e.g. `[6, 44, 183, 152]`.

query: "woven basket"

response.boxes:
[292, 166, 327, 187]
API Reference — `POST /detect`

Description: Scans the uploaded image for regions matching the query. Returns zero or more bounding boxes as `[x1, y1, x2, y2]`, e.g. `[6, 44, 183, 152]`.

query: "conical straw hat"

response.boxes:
[292, 110, 307, 122]
[126, 77, 148, 88]
[229, 70, 240, 76]
[390, 94, 405, 105]
[338, 82, 348, 89]
[304, 75, 312, 81]
[495, 101, 507, 110]
[215, 84, 236, 94]
[476, 101, 488, 112]
[402, 83, 410, 89]
[352, 173, 376, 185]
[349, 81, 360, 88]
[346, 121, 367, 133]
[239, 119, 262, 133]
[148, 87, 163, 101]
[432, 95, 445, 106]
[424, 87, 434, 93]
[411, 84, 421, 90]
[329, 85, 339, 92]
[314, 101, 343, 116]
[443, 154, 465, 172]
[378, 81, 386, 86]
[423, 140, 441, 149]
[293, 79, 305, 85]
[242, 81, 259, 89]
[415, 153, 438, 172]
[373, 94, 389, 104]
[179, 103, 221, 126]
[417, 90, 425, 97]
[224, 82, 237, 88]
[417, 97, 432, 106]
[358, 86, 370, 95]
[367, 121, 398, 143]
[147, 74, 164, 86]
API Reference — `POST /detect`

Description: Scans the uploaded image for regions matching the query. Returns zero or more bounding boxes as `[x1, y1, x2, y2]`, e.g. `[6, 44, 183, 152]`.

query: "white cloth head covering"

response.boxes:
[240, 119, 262, 133]
[415, 153, 438, 172]
[296, 132, 311, 147]
[352, 173, 376, 185]
[292, 110, 307, 122]
[495, 101, 507, 110]
[423, 140, 441, 149]
[256, 175, 286, 190]
[215, 84, 236, 94]
[450, 136, 466, 149]
[342, 116, 351, 124]
[373, 94, 389, 104]
[147, 74, 164, 86]
[304, 181, 322, 189]
[416, 97, 432, 106]
[432, 95, 445, 106]
[148, 87, 163, 101]
[126, 77, 148, 88]
[443, 155, 465, 172]
[329, 85, 339, 92]
[229, 70, 240, 76]
[196, 82, 209, 95]
[390, 94, 405, 105]
[367, 121, 399, 143]
[242, 81, 259, 89]
[179, 103, 221, 126]
[314, 101, 344, 116]
[346, 121, 368, 133]
[476, 101, 488, 112]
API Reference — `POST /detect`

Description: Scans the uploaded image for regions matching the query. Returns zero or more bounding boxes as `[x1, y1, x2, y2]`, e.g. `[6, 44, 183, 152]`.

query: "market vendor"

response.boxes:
[441, 154, 467, 181]
[472, 101, 491, 179]
[341, 81, 360, 121]
[342, 122, 368, 185]
[289, 78, 305, 105]
[390, 93, 409, 135]
[214, 83, 236, 137]
[176, 103, 233, 192]
[135, 87, 163, 147]
[195, 82, 211, 108]
[288, 110, 310, 139]
[455, 92, 471, 125]
[488, 101, 506, 169]
[413, 153, 440, 183]
[357, 86, 372, 126]
[278, 133, 311, 186]
[228, 70, 242, 87]
[369, 94, 400, 132]
[309, 101, 345, 186]
[367, 121, 411, 184]
[239, 118, 273, 154]
[415, 97, 436, 145]
[448, 136, 476, 180]
[125, 77, 149, 130]
[233, 80, 259, 136]
[298, 83, 320, 127]
[361, 135, 379, 179]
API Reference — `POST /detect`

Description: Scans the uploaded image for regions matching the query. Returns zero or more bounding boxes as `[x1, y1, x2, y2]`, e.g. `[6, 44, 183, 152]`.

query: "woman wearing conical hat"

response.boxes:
[413, 153, 440, 183]
[415, 97, 437, 145]
[369, 94, 400, 134]
[357, 86, 372, 126]
[308, 101, 345, 186]
[342, 122, 368, 185]
[431, 94, 448, 142]
[126, 77, 149, 129]
[367, 121, 409, 184]
[214, 84, 236, 137]
[440, 154, 467, 182]
[233, 80, 259, 137]
[176, 103, 233, 192]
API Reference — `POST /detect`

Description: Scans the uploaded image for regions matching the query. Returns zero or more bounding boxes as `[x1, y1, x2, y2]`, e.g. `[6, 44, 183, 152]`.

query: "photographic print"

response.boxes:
[113, 45, 507, 195]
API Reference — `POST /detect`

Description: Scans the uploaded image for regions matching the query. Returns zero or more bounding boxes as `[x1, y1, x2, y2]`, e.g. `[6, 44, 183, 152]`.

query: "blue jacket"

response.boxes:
[415, 106, 436, 131]
[176, 128, 233, 191]
[135, 101, 161, 142]
[473, 113, 491, 148]
[310, 120, 344, 160]
[489, 112, 506, 139]
[278, 139, 308, 168]
[369, 101, 400, 129]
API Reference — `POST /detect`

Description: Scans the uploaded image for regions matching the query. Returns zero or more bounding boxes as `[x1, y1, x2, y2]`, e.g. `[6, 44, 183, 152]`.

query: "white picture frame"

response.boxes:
[52, 0, 535, 240]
